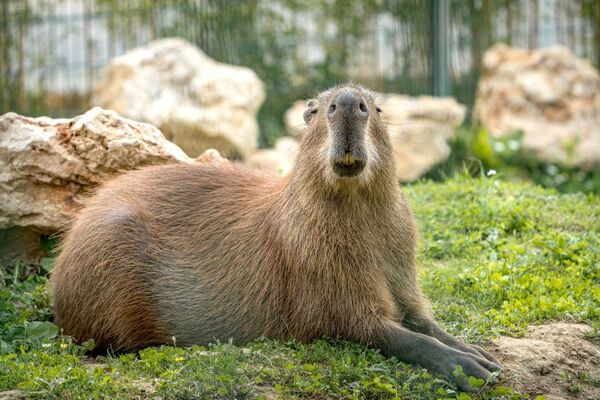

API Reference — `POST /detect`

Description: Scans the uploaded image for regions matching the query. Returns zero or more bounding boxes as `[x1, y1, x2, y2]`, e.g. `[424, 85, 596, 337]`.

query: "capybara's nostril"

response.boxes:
[329, 90, 368, 120]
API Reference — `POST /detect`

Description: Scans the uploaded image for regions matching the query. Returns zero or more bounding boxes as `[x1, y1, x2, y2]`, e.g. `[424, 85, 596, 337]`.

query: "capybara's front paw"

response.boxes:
[451, 339, 503, 367]
[432, 347, 502, 392]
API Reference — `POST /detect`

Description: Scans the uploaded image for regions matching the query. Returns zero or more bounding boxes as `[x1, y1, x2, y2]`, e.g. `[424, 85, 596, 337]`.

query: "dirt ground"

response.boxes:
[489, 322, 600, 400]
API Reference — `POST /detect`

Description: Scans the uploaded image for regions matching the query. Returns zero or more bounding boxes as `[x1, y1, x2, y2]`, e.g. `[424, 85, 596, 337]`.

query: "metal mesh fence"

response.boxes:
[1, 0, 599, 143]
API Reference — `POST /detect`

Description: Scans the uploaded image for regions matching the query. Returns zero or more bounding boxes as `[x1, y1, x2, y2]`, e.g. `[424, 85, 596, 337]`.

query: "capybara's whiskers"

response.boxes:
[384, 120, 416, 126]
[389, 136, 433, 145]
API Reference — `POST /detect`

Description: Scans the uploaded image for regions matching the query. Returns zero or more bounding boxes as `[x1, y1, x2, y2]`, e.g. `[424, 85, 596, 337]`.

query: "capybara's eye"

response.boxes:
[376, 107, 382, 113]
[311, 109, 318, 114]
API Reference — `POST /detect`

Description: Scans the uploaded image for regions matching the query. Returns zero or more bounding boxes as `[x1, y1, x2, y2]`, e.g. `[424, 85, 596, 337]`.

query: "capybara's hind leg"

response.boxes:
[51, 207, 168, 352]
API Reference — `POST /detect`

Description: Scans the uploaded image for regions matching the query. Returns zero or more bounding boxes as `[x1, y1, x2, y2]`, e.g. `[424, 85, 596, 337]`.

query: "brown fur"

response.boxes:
[51, 84, 501, 390]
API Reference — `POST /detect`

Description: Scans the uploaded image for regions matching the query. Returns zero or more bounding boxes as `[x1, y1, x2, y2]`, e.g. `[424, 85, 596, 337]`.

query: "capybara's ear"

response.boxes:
[303, 99, 319, 124]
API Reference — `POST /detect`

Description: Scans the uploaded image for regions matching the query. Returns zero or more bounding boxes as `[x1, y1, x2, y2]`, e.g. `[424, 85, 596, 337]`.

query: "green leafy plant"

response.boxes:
[427, 125, 600, 194]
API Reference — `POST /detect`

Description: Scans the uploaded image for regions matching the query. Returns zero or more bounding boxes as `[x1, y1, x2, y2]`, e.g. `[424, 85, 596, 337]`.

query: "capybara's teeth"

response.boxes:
[342, 153, 355, 165]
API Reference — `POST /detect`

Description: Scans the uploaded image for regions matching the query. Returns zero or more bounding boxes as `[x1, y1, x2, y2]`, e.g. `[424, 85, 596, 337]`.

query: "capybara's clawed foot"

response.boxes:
[433, 347, 502, 392]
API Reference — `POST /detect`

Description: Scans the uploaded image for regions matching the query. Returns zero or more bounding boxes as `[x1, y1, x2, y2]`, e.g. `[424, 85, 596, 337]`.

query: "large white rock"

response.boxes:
[0, 107, 193, 234]
[246, 136, 299, 175]
[283, 95, 466, 181]
[475, 44, 600, 168]
[93, 38, 266, 158]
[283, 101, 308, 138]
[378, 94, 466, 181]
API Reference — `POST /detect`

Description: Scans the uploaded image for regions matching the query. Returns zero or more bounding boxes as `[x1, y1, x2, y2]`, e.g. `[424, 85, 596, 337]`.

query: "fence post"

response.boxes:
[430, 0, 451, 97]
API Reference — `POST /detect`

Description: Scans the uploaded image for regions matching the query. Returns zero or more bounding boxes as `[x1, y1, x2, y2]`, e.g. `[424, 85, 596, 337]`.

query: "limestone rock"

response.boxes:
[246, 136, 299, 175]
[284, 100, 308, 137]
[378, 94, 466, 181]
[284, 95, 466, 181]
[195, 148, 231, 167]
[93, 38, 265, 158]
[475, 44, 600, 168]
[0, 107, 192, 234]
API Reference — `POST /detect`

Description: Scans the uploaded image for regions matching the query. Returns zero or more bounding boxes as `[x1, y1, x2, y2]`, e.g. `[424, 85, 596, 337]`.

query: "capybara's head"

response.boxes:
[298, 83, 393, 187]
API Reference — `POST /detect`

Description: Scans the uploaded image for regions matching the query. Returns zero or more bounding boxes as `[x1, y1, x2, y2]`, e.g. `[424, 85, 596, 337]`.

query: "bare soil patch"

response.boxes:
[489, 322, 599, 400]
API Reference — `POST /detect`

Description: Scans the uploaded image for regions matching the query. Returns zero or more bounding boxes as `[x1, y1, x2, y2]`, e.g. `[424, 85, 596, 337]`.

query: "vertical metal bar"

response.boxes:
[430, 0, 450, 96]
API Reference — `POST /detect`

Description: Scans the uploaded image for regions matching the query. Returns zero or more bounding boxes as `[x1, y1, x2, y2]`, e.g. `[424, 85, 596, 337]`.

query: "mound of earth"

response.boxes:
[490, 322, 599, 400]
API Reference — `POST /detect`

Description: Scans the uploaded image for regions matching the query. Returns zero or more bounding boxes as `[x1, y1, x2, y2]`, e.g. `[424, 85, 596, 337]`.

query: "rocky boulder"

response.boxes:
[283, 95, 466, 181]
[283, 101, 307, 138]
[0, 107, 193, 235]
[194, 148, 231, 167]
[93, 38, 265, 159]
[246, 136, 299, 175]
[475, 44, 600, 168]
[378, 94, 466, 181]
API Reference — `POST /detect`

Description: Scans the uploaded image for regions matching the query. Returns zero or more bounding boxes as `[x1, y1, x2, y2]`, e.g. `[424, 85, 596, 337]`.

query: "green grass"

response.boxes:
[1, 176, 598, 399]
[412, 177, 599, 340]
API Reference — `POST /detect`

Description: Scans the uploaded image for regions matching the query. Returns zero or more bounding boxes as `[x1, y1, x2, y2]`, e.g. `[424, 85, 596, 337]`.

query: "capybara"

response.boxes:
[51, 83, 501, 391]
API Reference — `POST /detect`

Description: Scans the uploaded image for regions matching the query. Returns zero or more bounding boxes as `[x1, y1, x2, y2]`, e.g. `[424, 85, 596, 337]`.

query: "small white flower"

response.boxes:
[487, 169, 497, 177]
[546, 165, 559, 175]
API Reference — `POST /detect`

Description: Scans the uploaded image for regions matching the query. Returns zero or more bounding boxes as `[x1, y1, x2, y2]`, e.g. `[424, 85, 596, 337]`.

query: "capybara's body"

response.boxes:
[51, 84, 501, 391]
[52, 161, 418, 350]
